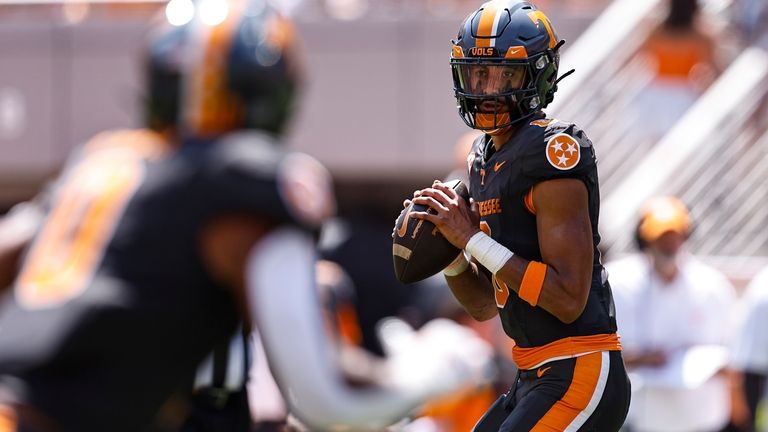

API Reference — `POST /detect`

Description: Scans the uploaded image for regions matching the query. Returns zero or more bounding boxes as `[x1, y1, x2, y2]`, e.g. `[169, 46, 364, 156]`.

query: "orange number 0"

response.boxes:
[16, 151, 145, 309]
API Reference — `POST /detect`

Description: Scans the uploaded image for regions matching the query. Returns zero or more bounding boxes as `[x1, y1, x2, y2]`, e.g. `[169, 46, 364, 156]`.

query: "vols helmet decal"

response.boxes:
[545, 133, 580, 171]
[451, 1, 572, 134]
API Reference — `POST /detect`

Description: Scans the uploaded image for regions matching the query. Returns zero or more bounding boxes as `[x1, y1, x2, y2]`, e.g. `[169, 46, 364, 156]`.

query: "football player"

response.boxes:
[0, 1, 492, 431]
[408, 1, 631, 430]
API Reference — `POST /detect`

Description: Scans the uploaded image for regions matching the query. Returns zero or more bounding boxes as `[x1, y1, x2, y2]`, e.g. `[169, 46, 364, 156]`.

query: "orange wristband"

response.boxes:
[519, 261, 547, 306]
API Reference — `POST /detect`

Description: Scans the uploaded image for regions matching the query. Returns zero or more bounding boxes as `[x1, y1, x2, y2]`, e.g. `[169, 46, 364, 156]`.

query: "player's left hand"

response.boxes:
[410, 180, 480, 249]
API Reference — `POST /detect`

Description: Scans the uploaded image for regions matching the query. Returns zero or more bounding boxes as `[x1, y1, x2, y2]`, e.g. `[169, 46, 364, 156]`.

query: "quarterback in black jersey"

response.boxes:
[409, 1, 631, 431]
[0, 2, 493, 431]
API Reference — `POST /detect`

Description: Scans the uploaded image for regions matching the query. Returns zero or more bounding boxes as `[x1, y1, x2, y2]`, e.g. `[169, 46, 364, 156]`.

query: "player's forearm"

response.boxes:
[445, 263, 497, 321]
[523, 266, 588, 323]
[464, 231, 589, 324]
[246, 228, 432, 430]
[492, 258, 587, 324]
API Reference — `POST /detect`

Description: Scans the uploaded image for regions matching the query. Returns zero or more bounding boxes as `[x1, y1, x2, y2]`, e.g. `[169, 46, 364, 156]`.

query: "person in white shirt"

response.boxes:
[731, 266, 768, 432]
[606, 196, 738, 432]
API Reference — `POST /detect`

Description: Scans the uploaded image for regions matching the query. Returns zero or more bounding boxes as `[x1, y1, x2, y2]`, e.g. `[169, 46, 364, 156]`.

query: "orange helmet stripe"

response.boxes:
[475, 0, 503, 48]
[184, 0, 248, 136]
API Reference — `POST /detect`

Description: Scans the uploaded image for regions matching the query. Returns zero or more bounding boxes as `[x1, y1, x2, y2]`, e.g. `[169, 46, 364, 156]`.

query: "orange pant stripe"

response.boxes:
[531, 351, 608, 431]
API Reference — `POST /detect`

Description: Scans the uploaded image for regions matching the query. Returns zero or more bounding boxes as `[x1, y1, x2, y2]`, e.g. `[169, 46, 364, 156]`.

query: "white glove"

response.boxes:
[377, 317, 496, 401]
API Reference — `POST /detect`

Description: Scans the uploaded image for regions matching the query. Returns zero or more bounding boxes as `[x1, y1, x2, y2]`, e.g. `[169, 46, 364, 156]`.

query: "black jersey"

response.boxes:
[0, 129, 334, 431]
[468, 114, 617, 349]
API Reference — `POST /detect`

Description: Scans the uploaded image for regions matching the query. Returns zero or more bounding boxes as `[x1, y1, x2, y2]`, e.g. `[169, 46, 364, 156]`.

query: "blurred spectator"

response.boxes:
[606, 196, 738, 432]
[444, 130, 481, 187]
[407, 292, 517, 432]
[632, 0, 719, 141]
[730, 266, 768, 432]
[732, 0, 768, 44]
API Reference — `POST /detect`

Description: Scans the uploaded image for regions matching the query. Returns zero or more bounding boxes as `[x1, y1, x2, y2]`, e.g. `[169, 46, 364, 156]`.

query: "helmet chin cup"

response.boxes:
[476, 112, 512, 131]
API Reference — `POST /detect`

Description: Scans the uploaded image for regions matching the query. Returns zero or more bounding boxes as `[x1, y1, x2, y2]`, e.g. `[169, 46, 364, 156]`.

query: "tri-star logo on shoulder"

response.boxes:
[545, 133, 580, 171]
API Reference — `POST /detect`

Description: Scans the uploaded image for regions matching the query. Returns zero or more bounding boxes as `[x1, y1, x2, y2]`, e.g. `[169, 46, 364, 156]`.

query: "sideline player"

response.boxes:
[408, 1, 631, 430]
[0, 2, 492, 431]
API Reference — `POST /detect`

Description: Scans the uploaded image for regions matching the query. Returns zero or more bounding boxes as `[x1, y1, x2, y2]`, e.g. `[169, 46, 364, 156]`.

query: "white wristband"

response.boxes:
[442, 251, 470, 277]
[465, 231, 514, 275]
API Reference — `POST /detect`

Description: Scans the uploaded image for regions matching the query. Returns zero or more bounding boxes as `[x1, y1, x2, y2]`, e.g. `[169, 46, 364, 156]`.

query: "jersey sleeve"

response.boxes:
[520, 121, 598, 182]
[200, 131, 336, 231]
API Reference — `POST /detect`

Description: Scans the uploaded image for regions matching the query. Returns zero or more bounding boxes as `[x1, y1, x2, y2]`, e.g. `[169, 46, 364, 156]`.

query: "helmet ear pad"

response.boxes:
[532, 52, 559, 109]
[144, 24, 187, 131]
[145, 66, 181, 131]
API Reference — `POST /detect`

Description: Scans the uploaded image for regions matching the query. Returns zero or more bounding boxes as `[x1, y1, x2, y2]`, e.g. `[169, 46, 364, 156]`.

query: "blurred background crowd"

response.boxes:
[1, 0, 767, 430]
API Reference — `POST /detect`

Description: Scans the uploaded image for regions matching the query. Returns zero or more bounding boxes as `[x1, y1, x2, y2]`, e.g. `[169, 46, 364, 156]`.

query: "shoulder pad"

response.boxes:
[470, 134, 487, 152]
[466, 134, 486, 170]
[276, 152, 336, 229]
[529, 118, 557, 128]
[212, 132, 336, 229]
[521, 121, 596, 180]
[50, 129, 170, 205]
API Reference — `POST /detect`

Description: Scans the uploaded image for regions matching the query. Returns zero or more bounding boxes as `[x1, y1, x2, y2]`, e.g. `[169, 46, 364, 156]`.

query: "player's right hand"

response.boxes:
[410, 181, 480, 250]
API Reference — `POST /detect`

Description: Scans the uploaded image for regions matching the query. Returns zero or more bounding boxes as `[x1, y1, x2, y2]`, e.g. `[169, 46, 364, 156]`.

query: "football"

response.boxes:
[392, 179, 470, 284]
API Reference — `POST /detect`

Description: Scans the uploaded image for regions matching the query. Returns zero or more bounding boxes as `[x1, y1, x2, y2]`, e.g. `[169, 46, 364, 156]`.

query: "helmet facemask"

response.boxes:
[451, 50, 559, 134]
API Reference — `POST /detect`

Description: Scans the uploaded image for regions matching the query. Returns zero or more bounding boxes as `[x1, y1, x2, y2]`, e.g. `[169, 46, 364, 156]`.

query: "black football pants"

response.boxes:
[473, 350, 630, 432]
